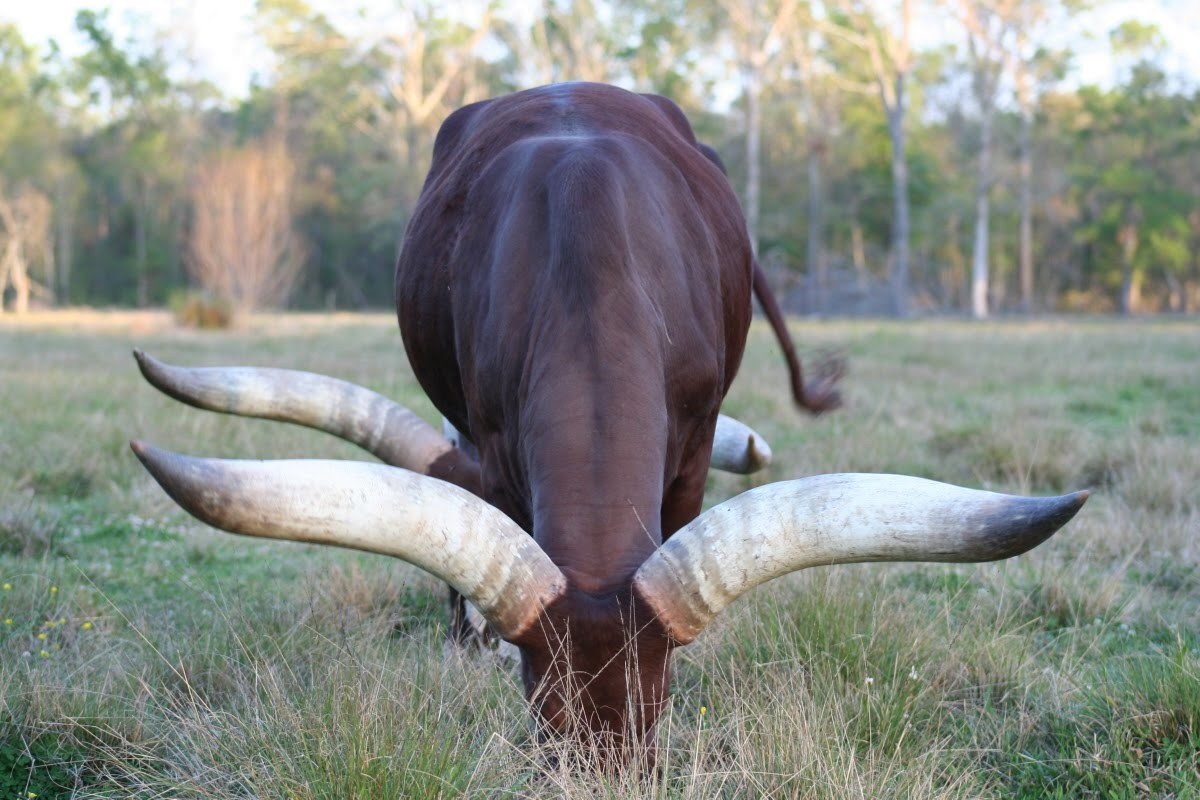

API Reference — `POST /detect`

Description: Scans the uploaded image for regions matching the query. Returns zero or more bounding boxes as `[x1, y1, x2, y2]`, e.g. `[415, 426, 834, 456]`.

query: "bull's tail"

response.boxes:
[752, 260, 843, 415]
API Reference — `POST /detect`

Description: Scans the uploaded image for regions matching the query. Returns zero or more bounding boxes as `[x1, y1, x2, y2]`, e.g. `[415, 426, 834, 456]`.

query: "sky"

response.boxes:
[4, 0, 1199, 101]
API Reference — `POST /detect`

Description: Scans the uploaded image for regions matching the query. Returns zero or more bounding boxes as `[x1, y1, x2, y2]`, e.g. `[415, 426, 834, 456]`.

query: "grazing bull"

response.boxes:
[131, 83, 1087, 758]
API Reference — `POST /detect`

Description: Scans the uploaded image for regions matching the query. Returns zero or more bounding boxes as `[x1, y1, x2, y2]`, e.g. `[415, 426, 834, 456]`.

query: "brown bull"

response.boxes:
[131, 83, 1087, 758]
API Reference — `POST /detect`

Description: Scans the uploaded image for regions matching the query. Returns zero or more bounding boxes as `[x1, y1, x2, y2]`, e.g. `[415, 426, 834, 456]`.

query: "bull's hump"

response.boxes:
[529, 84, 615, 139]
[495, 84, 673, 145]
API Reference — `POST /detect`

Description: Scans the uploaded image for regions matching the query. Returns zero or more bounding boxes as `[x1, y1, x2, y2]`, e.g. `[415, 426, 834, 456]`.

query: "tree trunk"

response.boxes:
[135, 178, 150, 307]
[970, 107, 993, 319]
[8, 240, 30, 314]
[1017, 63, 1034, 313]
[0, 242, 12, 313]
[806, 137, 824, 310]
[1165, 272, 1183, 312]
[745, 66, 762, 254]
[851, 216, 868, 289]
[55, 179, 73, 304]
[886, 85, 910, 317]
[1118, 221, 1139, 315]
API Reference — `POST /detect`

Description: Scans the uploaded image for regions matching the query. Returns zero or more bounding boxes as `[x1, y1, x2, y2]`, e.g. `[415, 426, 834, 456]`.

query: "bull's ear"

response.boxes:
[634, 473, 1088, 644]
[131, 441, 565, 641]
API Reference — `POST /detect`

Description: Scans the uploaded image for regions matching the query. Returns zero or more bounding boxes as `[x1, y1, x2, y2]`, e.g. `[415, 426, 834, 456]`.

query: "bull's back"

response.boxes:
[396, 84, 754, 464]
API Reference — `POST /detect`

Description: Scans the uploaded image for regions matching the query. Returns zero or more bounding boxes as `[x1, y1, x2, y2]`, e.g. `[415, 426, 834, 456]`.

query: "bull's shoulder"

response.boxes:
[637, 93, 729, 178]
[428, 97, 496, 177]
[637, 93, 697, 144]
[696, 143, 728, 176]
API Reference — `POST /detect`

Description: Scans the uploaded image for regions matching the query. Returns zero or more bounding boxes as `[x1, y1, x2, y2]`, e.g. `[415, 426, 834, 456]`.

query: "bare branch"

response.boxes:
[187, 138, 305, 313]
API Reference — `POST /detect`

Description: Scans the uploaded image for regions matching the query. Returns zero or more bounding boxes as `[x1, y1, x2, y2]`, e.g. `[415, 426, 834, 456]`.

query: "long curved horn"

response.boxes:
[711, 414, 772, 474]
[136, 351, 763, 480]
[634, 474, 1089, 644]
[133, 350, 474, 487]
[130, 441, 565, 640]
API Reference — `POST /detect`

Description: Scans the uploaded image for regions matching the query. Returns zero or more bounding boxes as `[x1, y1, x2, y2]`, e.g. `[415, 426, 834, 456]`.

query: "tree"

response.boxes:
[1, 23, 75, 305]
[0, 181, 53, 313]
[619, 0, 710, 103]
[723, 0, 801, 252]
[187, 137, 304, 312]
[1006, 1, 1076, 313]
[784, 20, 860, 310]
[253, 0, 511, 306]
[1070, 55, 1193, 314]
[1070, 23, 1193, 315]
[827, 0, 917, 315]
[960, 0, 1017, 319]
[526, 0, 623, 84]
[68, 10, 199, 306]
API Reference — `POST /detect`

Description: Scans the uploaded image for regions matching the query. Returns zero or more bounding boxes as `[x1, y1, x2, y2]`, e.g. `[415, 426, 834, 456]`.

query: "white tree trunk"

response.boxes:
[887, 91, 910, 317]
[1016, 51, 1035, 313]
[807, 141, 824, 310]
[1018, 107, 1033, 313]
[970, 106, 993, 320]
[745, 67, 762, 253]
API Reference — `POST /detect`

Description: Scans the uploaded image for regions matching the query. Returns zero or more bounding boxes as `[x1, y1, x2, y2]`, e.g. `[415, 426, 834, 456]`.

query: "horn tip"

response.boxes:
[972, 488, 1091, 561]
[129, 439, 164, 468]
[746, 434, 771, 471]
[753, 434, 772, 466]
[132, 348, 163, 383]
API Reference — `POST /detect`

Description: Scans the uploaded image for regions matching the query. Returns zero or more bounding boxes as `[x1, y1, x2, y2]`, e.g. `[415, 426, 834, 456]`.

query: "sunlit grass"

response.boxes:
[1, 311, 1197, 797]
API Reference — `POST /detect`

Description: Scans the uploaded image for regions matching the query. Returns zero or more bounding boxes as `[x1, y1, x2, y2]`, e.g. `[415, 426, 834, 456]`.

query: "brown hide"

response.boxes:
[395, 83, 754, 745]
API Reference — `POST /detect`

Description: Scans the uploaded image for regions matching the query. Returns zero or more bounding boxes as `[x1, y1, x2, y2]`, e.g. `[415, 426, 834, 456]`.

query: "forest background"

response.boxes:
[1, 0, 1198, 319]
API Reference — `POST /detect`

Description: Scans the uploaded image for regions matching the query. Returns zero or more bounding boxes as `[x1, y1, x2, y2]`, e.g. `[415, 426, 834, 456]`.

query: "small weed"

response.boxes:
[0, 727, 90, 799]
[83, 516, 179, 545]
[168, 289, 235, 329]
[1129, 561, 1199, 595]
[28, 469, 94, 500]
[0, 506, 65, 558]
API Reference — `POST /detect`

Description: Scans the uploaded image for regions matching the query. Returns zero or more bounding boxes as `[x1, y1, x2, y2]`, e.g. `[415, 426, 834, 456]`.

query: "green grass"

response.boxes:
[1, 311, 1197, 797]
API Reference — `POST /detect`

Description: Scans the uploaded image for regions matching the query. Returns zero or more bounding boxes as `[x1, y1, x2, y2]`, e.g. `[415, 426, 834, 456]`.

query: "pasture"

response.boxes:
[1, 310, 1197, 798]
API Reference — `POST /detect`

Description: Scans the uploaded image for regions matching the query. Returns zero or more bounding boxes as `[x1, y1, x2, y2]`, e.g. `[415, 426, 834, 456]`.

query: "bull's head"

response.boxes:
[130, 351, 1087, 756]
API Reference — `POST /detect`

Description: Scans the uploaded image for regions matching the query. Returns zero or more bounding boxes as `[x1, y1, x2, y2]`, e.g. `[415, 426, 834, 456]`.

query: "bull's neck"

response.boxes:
[520, 342, 669, 595]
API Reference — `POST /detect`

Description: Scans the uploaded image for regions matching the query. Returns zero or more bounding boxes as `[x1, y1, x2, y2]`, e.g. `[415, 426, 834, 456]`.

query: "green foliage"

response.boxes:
[2, 3, 1198, 313]
[991, 646, 1200, 798]
[0, 728, 86, 800]
[0, 504, 66, 558]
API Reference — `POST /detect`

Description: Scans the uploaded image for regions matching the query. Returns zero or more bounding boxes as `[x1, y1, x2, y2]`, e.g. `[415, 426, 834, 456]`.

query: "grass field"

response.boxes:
[1, 310, 1197, 798]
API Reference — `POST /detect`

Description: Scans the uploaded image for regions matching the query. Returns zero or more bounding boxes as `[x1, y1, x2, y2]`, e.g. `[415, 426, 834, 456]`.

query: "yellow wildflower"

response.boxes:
[700, 705, 707, 717]
[3, 619, 10, 626]
[58, 617, 66, 624]
[82, 621, 93, 630]
[50, 586, 58, 594]
[37, 632, 47, 640]
[39, 650, 49, 658]
[3, 582, 10, 590]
